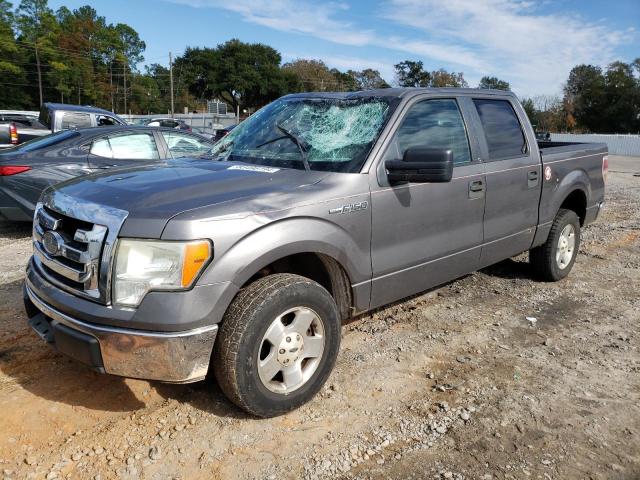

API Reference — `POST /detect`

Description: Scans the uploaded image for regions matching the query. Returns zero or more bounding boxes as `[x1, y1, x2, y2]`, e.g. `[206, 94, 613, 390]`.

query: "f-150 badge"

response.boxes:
[329, 201, 369, 215]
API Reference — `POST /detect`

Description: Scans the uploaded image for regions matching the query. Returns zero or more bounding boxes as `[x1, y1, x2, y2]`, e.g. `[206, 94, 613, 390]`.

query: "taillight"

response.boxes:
[9, 123, 18, 145]
[602, 155, 609, 184]
[0, 166, 31, 176]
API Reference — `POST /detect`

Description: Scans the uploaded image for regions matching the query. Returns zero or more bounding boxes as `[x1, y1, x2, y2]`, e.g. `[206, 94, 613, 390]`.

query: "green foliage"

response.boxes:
[564, 61, 640, 133]
[478, 76, 510, 90]
[394, 60, 467, 88]
[394, 60, 431, 87]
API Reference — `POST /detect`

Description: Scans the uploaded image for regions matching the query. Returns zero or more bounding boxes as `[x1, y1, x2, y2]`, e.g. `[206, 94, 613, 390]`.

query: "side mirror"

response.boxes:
[385, 147, 453, 184]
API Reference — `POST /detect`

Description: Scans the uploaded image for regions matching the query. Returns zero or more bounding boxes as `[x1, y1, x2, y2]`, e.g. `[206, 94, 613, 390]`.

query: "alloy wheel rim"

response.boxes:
[257, 307, 325, 394]
[556, 224, 576, 270]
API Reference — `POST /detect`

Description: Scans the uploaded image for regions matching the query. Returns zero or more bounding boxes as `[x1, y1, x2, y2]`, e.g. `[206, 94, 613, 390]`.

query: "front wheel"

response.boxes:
[530, 208, 581, 281]
[212, 274, 341, 417]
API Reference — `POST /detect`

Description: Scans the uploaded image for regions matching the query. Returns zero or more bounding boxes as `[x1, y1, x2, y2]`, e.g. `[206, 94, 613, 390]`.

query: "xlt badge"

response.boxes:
[329, 201, 369, 215]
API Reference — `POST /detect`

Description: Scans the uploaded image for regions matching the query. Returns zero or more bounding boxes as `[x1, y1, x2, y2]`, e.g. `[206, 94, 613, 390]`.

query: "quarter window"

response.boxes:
[162, 132, 210, 158]
[385, 99, 471, 165]
[473, 99, 527, 159]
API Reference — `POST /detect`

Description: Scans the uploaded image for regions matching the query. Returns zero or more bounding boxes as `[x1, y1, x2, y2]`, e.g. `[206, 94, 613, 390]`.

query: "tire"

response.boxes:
[212, 273, 341, 417]
[530, 208, 581, 281]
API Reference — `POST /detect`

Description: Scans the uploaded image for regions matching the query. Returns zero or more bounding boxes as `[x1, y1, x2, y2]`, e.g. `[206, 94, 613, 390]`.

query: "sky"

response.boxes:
[47, 0, 639, 97]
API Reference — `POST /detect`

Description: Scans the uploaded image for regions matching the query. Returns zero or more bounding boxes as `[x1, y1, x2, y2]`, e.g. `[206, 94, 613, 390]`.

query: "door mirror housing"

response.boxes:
[385, 147, 454, 184]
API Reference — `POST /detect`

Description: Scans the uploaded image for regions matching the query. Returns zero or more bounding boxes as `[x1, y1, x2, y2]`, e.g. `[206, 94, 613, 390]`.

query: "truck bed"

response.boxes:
[537, 140, 607, 160]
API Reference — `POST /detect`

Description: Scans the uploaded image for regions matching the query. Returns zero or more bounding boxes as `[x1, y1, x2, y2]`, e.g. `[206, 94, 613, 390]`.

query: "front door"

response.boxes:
[369, 97, 486, 309]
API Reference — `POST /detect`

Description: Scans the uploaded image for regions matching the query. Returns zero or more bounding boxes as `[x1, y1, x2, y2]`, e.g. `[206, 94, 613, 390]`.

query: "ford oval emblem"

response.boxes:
[42, 231, 63, 256]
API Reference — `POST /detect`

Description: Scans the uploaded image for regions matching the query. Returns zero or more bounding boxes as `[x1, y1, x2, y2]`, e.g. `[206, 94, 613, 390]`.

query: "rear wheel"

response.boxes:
[530, 208, 581, 281]
[213, 273, 341, 417]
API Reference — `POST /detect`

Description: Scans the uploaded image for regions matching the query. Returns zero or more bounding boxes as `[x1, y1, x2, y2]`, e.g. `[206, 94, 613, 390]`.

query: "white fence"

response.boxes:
[550, 133, 640, 157]
[120, 113, 238, 134]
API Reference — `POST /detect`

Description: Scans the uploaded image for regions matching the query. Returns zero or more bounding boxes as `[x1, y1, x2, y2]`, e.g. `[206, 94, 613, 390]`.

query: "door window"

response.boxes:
[91, 133, 159, 160]
[385, 99, 471, 165]
[473, 99, 527, 159]
[96, 115, 118, 126]
[162, 132, 211, 158]
[60, 112, 92, 129]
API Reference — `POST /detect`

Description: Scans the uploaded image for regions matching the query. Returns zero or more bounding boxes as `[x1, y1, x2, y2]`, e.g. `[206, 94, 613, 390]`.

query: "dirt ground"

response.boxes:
[0, 155, 638, 480]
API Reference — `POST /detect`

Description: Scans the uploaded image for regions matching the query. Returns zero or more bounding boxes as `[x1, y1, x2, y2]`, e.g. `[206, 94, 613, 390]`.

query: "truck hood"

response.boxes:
[51, 159, 329, 238]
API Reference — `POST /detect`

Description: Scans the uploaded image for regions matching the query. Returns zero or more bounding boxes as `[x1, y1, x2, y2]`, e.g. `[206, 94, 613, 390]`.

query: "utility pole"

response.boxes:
[35, 43, 43, 106]
[169, 52, 175, 118]
[123, 62, 127, 115]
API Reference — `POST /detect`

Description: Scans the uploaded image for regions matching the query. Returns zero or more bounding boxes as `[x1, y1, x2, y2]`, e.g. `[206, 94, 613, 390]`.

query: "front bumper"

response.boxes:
[24, 282, 218, 383]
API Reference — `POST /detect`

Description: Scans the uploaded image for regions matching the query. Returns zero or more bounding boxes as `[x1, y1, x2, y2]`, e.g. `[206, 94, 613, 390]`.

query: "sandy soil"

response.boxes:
[0, 156, 638, 480]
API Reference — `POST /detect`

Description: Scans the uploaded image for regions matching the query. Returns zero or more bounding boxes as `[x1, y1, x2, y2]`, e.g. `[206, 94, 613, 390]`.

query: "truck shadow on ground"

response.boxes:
[0, 221, 32, 239]
[479, 258, 535, 280]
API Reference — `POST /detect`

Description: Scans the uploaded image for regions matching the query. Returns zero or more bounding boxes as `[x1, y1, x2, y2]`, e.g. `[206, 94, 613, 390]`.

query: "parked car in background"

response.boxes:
[190, 126, 215, 141]
[144, 117, 192, 132]
[213, 123, 236, 142]
[0, 126, 214, 221]
[1, 103, 127, 149]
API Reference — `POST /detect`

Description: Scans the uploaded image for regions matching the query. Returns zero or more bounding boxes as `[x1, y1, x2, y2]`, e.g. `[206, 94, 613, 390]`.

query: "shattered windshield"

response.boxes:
[206, 96, 396, 173]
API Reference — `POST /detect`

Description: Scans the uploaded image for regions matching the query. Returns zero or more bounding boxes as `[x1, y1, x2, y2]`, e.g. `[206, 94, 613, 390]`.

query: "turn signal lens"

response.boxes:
[602, 155, 609, 184]
[181, 240, 212, 287]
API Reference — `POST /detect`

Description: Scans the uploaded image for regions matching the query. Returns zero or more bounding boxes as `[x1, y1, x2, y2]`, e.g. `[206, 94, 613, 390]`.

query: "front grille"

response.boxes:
[33, 205, 108, 301]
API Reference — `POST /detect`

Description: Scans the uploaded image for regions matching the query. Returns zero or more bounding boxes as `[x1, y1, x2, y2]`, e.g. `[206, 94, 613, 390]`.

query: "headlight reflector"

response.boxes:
[113, 239, 211, 306]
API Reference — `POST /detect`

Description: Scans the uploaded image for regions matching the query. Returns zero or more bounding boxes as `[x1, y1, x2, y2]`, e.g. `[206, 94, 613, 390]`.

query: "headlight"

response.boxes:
[113, 239, 212, 307]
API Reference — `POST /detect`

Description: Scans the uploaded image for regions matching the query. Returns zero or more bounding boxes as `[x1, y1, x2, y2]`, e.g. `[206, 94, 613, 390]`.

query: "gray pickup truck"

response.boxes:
[23, 88, 607, 417]
[0, 104, 126, 148]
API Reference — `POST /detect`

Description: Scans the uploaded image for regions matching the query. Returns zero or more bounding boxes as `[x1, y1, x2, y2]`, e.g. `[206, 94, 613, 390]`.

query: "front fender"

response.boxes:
[199, 216, 371, 288]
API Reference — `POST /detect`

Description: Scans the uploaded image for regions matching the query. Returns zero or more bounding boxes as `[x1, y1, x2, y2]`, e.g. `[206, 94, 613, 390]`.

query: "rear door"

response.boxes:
[470, 96, 542, 267]
[87, 131, 162, 170]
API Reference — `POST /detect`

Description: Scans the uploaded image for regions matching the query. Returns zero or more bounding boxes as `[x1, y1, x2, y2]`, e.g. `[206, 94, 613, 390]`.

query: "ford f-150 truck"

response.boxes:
[23, 88, 607, 417]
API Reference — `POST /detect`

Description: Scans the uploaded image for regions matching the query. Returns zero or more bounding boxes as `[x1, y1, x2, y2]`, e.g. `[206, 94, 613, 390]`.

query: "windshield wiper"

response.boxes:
[202, 139, 234, 160]
[276, 123, 311, 171]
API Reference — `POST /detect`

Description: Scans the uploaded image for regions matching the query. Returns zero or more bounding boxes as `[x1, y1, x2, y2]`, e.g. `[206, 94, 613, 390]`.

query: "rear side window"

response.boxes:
[473, 99, 527, 159]
[385, 98, 471, 165]
[61, 112, 92, 129]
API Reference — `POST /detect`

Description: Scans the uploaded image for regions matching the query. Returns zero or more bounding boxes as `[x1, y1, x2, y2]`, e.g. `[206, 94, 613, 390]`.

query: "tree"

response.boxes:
[282, 59, 338, 91]
[430, 69, 468, 88]
[478, 76, 510, 90]
[602, 61, 639, 133]
[394, 60, 430, 87]
[350, 68, 389, 90]
[16, 0, 58, 106]
[563, 64, 606, 132]
[520, 98, 537, 125]
[394, 60, 468, 88]
[0, 0, 30, 108]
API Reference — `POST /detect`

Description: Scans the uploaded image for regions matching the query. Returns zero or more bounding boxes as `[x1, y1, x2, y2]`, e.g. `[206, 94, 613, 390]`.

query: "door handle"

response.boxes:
[527, 170, 539, 188]
[469, 180, 484, 192]
[527, 171, 538, 180]
[468, 179, 485, 199]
